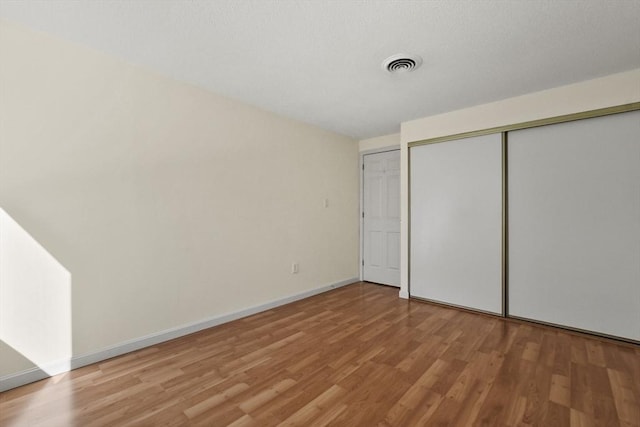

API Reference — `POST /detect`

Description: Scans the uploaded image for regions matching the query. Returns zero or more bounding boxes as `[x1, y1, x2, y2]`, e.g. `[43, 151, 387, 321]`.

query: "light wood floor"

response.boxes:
[1, 282, 639, 426]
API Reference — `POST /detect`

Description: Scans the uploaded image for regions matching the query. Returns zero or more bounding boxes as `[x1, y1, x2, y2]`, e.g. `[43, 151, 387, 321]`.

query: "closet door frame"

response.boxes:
[408, 102, 640, 344]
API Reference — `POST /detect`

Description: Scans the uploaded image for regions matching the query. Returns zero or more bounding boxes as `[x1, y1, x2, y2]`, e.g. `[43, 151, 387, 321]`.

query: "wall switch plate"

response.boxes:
[291, 263, 299, 274]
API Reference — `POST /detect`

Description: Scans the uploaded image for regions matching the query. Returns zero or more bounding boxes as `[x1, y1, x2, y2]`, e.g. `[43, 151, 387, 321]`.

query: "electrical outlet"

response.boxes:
[323, 198, 329, 208]
[291, 263, 299, 274]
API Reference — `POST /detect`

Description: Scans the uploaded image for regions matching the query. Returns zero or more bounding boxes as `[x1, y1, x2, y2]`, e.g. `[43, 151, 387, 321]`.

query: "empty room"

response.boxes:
[0, 1, 639, 426]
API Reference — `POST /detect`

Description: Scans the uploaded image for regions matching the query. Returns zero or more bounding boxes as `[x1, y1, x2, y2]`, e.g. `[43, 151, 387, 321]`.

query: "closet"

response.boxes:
[409, 106, 640, 342]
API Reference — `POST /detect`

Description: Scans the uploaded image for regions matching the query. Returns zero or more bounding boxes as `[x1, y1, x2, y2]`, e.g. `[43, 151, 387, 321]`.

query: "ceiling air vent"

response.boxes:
[382, 53, 422, 74]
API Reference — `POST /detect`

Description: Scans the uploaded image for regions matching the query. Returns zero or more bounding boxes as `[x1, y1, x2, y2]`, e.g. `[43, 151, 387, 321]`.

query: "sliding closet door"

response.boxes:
[410, 133, 502, 314]
[509, 110, 640, 341]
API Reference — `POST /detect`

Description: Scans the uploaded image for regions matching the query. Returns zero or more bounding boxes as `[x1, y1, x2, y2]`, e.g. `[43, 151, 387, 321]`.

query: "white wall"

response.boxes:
[0, 21, 359, 378]
[399, 69, 640, 298]
[359, 133, 400, 152]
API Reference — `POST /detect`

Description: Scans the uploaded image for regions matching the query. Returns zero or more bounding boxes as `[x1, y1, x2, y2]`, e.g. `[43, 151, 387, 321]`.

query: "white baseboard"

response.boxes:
[0, 277, 358, 392]
[399, 289, 409, 299]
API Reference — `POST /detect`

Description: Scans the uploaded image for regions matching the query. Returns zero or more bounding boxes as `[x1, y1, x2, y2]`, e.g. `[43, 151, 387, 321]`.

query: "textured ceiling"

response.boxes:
[1, 0, 639, 139]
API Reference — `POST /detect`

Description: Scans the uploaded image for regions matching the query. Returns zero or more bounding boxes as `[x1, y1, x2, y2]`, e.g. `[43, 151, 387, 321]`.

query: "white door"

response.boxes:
[363, 150, 401, 287]
[410, 134, 502, 314]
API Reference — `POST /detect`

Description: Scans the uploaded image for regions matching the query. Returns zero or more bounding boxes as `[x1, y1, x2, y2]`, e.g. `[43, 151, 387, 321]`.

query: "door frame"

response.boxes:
[359, 146, 401, 282]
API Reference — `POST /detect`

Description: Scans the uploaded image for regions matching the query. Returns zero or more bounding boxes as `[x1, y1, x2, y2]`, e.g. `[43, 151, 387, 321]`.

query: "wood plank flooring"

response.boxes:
[1, 282, 639, 426]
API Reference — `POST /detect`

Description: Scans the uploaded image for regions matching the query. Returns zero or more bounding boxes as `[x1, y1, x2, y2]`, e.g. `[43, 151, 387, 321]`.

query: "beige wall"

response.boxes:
[402, 69, 640, 143]
[358, 133, 400, 152]
[0, 21, 359, 378]
[399, 69, 640, 298]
